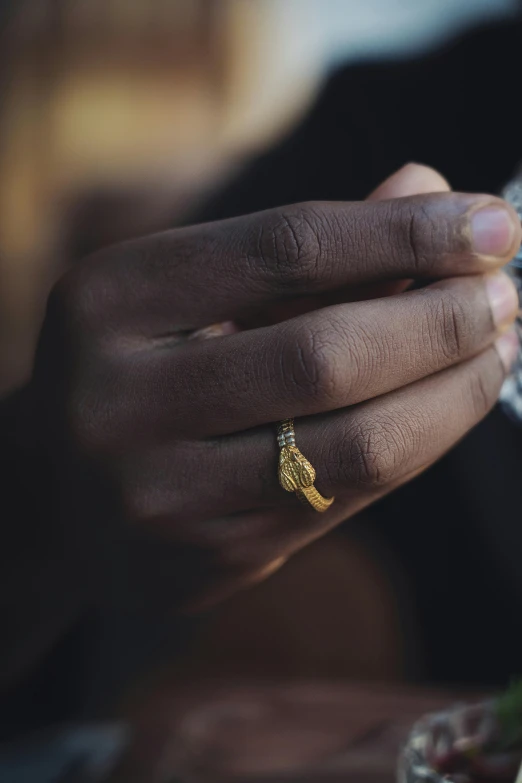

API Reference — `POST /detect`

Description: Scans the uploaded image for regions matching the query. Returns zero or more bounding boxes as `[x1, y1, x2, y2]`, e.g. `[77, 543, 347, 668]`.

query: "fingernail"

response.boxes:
[495, 328, 519, 372]
[485, 272, 519, 327]
[470, 205, 517, 256]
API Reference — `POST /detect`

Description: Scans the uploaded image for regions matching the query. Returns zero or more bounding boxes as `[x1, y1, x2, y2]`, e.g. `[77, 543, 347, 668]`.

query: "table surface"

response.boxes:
[110, 680, 487, 782]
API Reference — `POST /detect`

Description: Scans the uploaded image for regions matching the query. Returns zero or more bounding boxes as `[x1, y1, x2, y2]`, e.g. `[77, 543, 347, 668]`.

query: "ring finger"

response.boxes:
[124, 332, 517, 527]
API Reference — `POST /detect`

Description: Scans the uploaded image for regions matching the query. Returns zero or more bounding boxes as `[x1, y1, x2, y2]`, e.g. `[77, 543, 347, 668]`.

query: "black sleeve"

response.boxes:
[193, 14, 522, 225]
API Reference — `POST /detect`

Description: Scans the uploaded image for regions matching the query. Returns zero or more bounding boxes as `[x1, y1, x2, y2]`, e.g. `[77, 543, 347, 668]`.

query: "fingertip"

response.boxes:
[467, 197, 522, 262]
[368, 162, 451, 201]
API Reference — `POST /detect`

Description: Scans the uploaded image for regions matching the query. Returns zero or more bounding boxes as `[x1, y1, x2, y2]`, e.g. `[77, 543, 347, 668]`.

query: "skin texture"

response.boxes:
[3, 165, 522, 690]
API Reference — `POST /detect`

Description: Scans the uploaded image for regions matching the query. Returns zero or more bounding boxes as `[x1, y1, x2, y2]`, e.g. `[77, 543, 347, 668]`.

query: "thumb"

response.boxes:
[367, 162, 451, 201]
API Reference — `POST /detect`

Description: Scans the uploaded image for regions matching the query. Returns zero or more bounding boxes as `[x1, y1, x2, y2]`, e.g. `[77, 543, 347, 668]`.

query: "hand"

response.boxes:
[3, 163, 514, 694]
[31, 163, 521, 617]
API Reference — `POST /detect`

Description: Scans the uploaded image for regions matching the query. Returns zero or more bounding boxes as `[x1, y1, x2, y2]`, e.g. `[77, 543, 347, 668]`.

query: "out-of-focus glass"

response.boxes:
[500, 171, 522, 424]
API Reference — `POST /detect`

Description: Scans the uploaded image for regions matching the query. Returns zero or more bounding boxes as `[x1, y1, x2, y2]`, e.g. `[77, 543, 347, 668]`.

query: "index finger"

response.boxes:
[67, 192, 521, 335]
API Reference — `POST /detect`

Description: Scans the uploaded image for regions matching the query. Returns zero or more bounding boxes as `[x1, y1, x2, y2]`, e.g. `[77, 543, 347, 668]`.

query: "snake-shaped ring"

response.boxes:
[277, 418, 334, 513]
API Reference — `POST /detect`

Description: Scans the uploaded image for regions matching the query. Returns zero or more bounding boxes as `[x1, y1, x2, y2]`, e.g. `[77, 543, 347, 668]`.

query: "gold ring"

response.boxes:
[277, 418, 334, 512]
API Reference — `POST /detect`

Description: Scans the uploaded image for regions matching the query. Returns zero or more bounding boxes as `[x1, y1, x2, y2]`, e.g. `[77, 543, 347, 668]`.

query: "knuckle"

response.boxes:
[429, 290, 472, 363]
[281, 323, 341, 404]
[341, 414, 408, 489]
[256, 203, 326, 290]
[391, 200, 440, 275]
[47, 250, 125, 345]
[48, 265, 102, 338]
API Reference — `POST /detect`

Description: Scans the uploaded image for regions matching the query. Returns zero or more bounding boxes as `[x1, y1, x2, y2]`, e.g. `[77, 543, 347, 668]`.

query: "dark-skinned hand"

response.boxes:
[3, 165, 520, 689]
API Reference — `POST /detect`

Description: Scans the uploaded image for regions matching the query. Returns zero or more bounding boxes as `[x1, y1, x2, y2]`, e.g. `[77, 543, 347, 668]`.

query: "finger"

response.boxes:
[241, 164, 454, 327]
[121, 331, 517, 526]
[367, 162, 450, 201]
[229, 164, 454, 330]
[116, 271, 517, 439]
[273, 335, 517, 500]
[63, 192, 521, 334]
[363, 163, 452, 300]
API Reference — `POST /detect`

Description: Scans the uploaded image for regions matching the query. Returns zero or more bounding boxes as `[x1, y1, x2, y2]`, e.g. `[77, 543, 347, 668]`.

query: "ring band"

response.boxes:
[277, 418, 334, 512]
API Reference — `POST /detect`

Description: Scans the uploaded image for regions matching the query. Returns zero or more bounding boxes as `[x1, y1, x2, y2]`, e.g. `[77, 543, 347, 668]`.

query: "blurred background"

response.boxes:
[1, 0, 521, 748]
